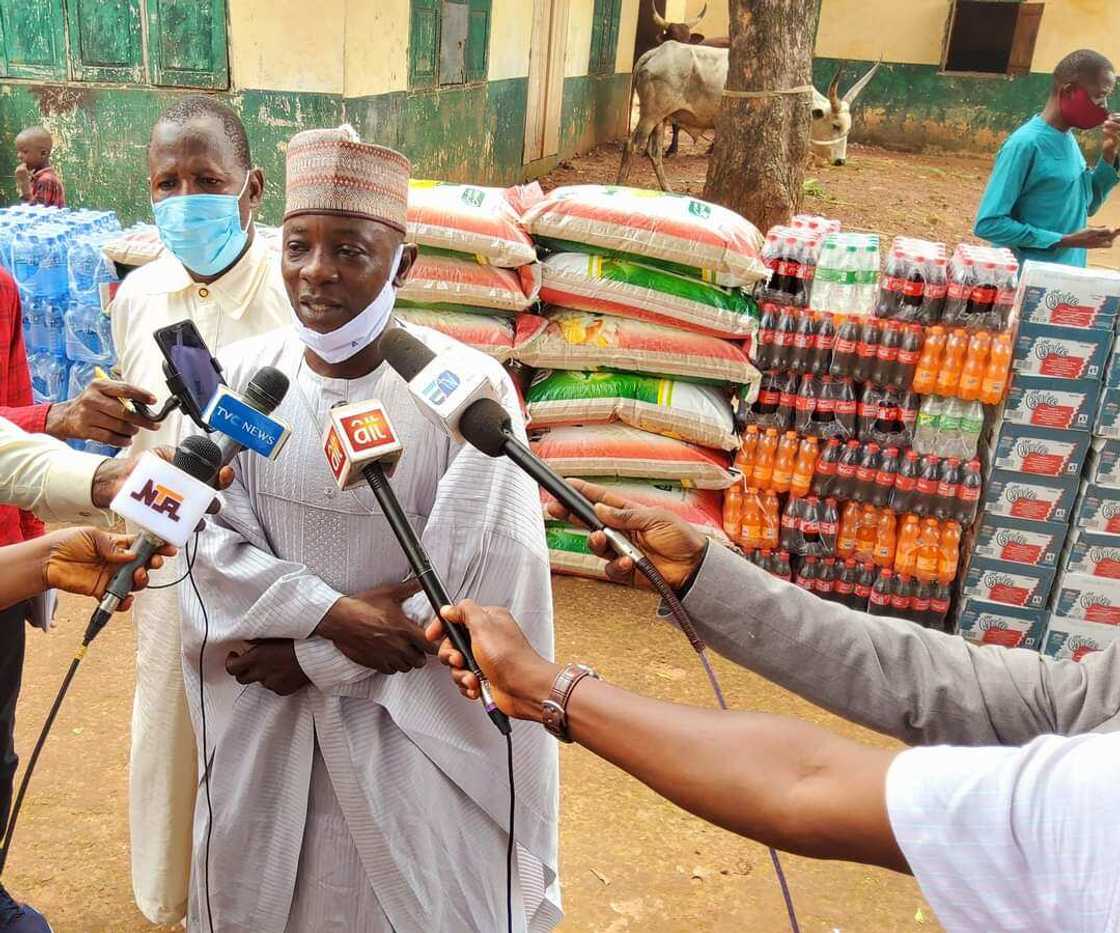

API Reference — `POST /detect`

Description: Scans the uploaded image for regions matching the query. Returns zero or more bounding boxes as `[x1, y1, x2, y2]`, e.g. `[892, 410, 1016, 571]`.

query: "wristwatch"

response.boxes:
[541, 662, 600, 743]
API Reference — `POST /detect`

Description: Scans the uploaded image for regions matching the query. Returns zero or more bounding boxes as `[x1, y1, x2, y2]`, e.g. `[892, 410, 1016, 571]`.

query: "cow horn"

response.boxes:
[651, 0, 669, 31]
[842, 56, 883, 106]
[684, 2, 707, 29]
[827, 64, 844, 113]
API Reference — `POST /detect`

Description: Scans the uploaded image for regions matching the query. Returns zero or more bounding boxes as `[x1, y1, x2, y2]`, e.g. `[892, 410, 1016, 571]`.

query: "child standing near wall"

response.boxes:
[14, 127, 65, 208]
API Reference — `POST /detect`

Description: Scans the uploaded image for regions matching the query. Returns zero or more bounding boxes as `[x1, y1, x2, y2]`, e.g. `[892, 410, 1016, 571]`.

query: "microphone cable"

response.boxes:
[632, 556, 800, 933]
[0, 534, 200, 880]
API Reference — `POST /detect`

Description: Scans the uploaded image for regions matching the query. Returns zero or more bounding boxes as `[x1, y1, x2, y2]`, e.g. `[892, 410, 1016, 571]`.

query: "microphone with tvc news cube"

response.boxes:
[203, 366, 292, 466]
[321, 399, 512, 735]
[380, 327, 709, 653]
[85, 435, 223, 645]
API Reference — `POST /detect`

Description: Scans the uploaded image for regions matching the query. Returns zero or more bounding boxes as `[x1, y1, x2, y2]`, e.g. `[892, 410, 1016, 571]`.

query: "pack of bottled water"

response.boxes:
[0, 204, 123, 454]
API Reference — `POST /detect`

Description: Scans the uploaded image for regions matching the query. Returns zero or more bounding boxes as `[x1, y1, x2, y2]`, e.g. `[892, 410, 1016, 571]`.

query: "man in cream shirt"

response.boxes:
[109, 96, 288, 924]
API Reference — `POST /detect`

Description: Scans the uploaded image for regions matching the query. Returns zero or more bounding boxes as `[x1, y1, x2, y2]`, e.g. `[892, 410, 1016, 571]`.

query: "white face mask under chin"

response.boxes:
[290, 245, 404, 364]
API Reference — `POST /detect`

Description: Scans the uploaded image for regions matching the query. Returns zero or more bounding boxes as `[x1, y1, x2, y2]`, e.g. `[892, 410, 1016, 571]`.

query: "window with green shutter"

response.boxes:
[0, 0, 67, 80]
[410, 0, 491, 89]
[146, 0, 229, 89]
[589, 0, 622, 75]
[64, 0, 143, 83]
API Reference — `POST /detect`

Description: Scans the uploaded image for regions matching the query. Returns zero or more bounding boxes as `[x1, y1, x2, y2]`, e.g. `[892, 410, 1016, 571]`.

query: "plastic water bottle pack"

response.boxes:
[809, 232, 880, 317]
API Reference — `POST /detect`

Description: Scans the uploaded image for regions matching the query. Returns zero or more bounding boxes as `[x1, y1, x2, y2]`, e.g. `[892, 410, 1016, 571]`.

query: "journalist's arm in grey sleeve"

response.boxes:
[682, 543, 1120, 745]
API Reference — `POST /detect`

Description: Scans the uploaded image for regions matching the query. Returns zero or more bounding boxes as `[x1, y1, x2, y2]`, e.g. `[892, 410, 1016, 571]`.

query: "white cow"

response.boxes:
[621, 43, 882, 190]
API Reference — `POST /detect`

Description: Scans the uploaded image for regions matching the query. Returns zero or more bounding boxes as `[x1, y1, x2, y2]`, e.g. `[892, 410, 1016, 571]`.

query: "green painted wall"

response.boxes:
[0, 72, 630, 225]
[812, 57, 1052, 153]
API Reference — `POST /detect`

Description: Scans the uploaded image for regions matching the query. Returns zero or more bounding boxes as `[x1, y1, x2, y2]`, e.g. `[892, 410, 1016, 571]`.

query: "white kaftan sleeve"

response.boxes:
[189, 467, 344, 641]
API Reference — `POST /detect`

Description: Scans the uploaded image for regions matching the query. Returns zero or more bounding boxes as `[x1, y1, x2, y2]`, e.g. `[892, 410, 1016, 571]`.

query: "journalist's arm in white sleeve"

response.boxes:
[0, 416, 112, 525]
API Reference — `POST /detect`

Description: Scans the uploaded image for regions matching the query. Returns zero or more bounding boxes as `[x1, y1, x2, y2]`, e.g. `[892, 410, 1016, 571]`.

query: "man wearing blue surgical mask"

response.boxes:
[108, 95, 289, 926]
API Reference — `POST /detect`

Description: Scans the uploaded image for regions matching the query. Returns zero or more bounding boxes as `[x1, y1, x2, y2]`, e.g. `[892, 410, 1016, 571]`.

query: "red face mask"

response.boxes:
[1060, 86, 1110, 130]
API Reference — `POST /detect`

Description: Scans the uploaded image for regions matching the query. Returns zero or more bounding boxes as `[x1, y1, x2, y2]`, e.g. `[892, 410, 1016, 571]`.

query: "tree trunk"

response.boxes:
[704, 0, 821, 234]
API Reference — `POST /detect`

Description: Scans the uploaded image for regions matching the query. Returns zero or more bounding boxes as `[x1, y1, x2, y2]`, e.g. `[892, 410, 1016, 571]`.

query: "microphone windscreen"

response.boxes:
[244, 366, 290, 414]
[383, 327, 436, 382]
[176, 435, 223, 482]
[457, 398, 511, 458]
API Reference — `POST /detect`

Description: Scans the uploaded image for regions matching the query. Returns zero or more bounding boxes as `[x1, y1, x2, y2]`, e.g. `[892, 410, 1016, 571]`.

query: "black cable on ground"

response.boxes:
[634, 556, 801, 933]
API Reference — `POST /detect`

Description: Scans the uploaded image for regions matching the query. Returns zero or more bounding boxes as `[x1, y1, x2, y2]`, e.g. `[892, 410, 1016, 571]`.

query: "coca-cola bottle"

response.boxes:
[871, 387, 904, 446]
[872, 446, 900, 509]
[819, 498, 839, 554]
[773, 550, 793, 582]
[789, 311, 816, 374]
[854, 443, 882, 503]
[800, 496, 821, 555]
[754, 304, 778, 372]
[895, 325, 923, 389]
[928, 582, 952, 630]
[751, 371, 781, 427]
[898, 390, 920, 447]
[852, 319, 882, 383]
[834, 377, 858, 440]
[811, 437, 842, 497]
[815, 557, 836, 601]
[889, 573, 912, 620]
[810, 374, 836, 438]
[772, 309, 798, 372]
[911, 580, 933, 626]
[935, 457, 962, 521]
[794, 374, 819, 436]
[892, 450, 921, 513]
[779, 497, 801, 552]
[868, 568, 893, 616]
[872, 322, 901, 387]
[835, 558, 858, 607]
[914, 455, 941, 518]
[829, 315, 861, 379]
[812, 313, 836, 376]
[858, 383, 883, 441]
[956, 458, 983, 526]
[776, 371, 799, 430]
[854, 562, 877, 611]
[795, 556, 818, 593]
[835, 440, 863, 500]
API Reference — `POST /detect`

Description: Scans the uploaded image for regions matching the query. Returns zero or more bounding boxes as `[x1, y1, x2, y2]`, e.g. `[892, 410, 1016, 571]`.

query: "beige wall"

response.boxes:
[615, 0, 641, 72]
[683, 0, 728, 38]
[816, 0, 1120, 73]
[567, 0, 594, 76]
[344, 0, 410, 97]
[229, 0, 346, 93]
[489, 0, 535, 80]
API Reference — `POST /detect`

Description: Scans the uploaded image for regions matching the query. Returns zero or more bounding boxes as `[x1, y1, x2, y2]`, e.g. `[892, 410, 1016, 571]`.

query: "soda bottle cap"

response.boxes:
[885, 447, 899, 455]
[867, 443, 881, 453]
[824, 557, 835, 565]
[828, 437, 841, 447]
[806, 556, 817, 564]
[845, 558, 856, 567]
[848, 439, 860, 448]
[881, 569, 893, 578]
[906, 450, 919, 460]
[948, 457, 960, 465]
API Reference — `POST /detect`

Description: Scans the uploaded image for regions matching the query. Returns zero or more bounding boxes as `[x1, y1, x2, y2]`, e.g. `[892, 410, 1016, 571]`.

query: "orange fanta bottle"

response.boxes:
[894, 513, 921, 575]
[980, 332, 1013, 405]
[873, 509, 897, 568]
[915, 518, 941, 583]
[957, 331, 991, 401]
[939, 520, 961, 583]
[771, 431, 799, 493]
[912, 325, 945, 395]
[790, 436, 820, 498]
[741, 487, 763, 550]
[936, 328, 969, 396]
[752, 428, 779, 489]
[723, 483, 742, 542]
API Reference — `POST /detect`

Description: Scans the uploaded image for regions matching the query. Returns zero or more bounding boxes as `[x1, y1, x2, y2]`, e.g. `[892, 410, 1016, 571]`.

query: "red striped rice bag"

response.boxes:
[531, 424, 735, 489]
[397, 250, 541, 314]
[513, 309, 758, 385]
[522, 185, 768, 287]
[541, 252, 759, 338]
[543, 481, 731, 541]
[525, 370, 738, 451]
[394, 307, 515, 362]
[407, 180, 538, 268]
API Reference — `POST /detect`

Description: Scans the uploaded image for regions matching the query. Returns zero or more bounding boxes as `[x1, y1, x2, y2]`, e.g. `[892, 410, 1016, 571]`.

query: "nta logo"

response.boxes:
[130, 479, 185, 522]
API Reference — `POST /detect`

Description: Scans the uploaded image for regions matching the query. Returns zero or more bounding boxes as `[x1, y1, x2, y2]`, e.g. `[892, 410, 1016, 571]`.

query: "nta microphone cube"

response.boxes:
[406, 347, 501, 442]
[109, 452, 218, 547]
[322, 400, 404, 490]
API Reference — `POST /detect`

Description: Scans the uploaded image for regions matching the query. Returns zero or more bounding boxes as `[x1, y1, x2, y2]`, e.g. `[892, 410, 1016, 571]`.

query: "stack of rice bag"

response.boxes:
[515, 185, 768, 579]
[395, 180, 544, 362]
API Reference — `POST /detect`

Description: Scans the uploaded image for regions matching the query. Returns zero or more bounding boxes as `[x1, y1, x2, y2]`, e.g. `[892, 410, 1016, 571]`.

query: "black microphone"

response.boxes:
[207, 366, 291, 466]
[85, 435, 223, 645]
[382, 329, 648, 568]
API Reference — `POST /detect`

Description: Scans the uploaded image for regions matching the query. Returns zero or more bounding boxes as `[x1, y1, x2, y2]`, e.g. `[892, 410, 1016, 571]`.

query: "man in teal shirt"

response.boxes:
[975, 49, 1120, 267]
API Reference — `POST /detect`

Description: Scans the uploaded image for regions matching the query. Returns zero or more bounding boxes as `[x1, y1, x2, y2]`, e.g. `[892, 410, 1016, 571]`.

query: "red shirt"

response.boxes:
[0, 269, 47, 545]
[26, 165, 65, 208]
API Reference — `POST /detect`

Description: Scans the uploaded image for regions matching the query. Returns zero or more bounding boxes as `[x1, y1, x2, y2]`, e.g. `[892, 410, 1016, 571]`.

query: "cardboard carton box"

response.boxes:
[1065, 530, 1120, 579]
[982, 469, 1079, 523]
[1011, 321, 1112, 380]
[1042, 615, 1120, 660]
[1085, 438, 1120, 488]
[991, 422, 1091, 479]
[975, 514, 1068, 568]
[1015, 260, 1120, 329]
[1002, 374, 1099, 432]
[957, 598, 1048, 650]
[1072, 482, 1120, 537]
[1052, 571, 1120, 624]
[961, 557, 1056, 610]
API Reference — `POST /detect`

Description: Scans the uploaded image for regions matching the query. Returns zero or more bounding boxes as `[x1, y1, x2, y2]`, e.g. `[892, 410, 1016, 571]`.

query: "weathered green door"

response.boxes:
[65, 0, 143, 83]
[146, 0, 229, 89]
[0, 0, 67, 79]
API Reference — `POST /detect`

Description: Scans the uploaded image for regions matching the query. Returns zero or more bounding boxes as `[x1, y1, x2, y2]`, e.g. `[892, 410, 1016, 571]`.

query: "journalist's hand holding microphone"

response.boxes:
[0, 528, 175, 613]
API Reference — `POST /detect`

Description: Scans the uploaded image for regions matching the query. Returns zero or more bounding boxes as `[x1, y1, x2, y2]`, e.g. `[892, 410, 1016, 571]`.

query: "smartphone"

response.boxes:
[153, 320, 225, 425]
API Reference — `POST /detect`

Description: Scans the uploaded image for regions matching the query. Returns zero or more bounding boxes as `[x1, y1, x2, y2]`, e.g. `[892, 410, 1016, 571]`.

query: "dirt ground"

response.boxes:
[3, 141, 1017, 932]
